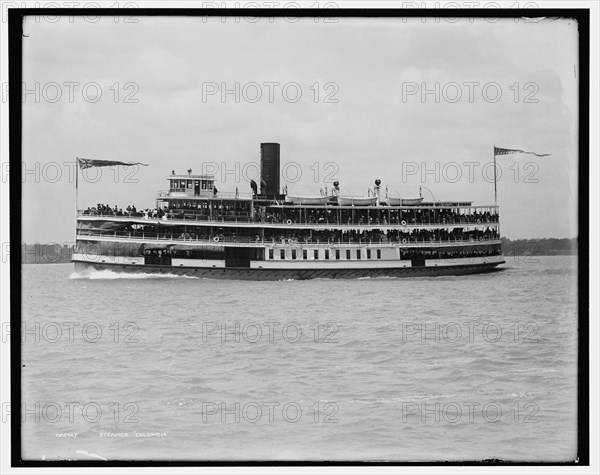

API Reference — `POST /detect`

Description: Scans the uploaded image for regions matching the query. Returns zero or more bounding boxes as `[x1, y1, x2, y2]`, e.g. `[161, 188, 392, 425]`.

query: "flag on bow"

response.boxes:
[494, 147, 551, 157]
[78, 158, 149, 169]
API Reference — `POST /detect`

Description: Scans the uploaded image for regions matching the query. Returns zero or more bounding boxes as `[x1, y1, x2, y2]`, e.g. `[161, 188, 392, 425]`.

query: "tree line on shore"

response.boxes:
[500, 237, 578, 256]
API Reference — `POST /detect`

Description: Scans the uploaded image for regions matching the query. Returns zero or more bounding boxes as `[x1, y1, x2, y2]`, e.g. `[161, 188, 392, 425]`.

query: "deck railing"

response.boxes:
[75, 230, 501, 247]
[77, 210, 499, 227]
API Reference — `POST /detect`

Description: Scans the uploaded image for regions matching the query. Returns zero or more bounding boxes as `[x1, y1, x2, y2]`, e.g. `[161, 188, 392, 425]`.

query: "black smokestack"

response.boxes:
[260, 143, 280, 197]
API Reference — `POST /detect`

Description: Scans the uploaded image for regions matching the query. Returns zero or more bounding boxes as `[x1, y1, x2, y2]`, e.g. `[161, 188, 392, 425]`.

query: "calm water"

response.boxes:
[20, 256, 578, 461]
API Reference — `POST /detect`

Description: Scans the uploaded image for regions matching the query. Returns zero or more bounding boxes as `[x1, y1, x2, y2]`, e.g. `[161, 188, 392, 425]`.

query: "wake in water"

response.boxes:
[69, 268, 200, 280]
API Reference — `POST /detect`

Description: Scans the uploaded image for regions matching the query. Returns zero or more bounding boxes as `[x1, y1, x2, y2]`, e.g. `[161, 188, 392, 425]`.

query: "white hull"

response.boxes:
[73, 256, 505, 281]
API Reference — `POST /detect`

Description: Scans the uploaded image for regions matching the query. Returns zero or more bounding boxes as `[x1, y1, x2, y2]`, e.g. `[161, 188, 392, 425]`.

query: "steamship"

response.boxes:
[72, 143, 504, 280]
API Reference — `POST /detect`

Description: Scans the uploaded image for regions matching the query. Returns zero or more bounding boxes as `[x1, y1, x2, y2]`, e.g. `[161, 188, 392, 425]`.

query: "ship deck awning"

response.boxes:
[76, 214, 497, 230]
[155, 195, 479, 207]
[167, 174, 215, 180]
[76, 219, 137, 231]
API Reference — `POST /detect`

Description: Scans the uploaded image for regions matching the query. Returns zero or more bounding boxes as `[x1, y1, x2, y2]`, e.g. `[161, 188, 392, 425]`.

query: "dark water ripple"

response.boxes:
[20, 256, 578, 461]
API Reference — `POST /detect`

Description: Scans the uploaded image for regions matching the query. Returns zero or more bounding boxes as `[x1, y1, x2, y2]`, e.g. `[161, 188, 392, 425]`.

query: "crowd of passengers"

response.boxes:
[92, 224, 499, 244]
[400, 249, 502, 260]
[261, 227, 499, 244]
[83, 204, 166, 219]
[83, 203, 499, 226]
[273, 208, 498, 226]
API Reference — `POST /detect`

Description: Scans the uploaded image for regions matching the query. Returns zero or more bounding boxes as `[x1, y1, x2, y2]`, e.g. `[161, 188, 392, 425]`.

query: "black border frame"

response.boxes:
[8, 6, 590, 468]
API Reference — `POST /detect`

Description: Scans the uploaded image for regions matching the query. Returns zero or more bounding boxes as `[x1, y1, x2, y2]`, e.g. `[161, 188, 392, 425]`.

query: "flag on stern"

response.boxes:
[493, 147, 551, 157]
[77, 158, 149, 169]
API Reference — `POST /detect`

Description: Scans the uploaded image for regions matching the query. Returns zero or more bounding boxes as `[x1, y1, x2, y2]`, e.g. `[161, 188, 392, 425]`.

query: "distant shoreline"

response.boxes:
[500, 237, 578, 257]
[20, 238, 578, 264]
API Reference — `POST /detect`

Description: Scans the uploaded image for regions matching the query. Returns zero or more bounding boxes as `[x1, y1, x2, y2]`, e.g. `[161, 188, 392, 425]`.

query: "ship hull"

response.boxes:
[73, 260, 504, 281]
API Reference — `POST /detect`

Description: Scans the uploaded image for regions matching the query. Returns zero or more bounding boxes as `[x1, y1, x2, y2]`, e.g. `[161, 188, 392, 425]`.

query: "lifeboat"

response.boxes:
[337, 196, 378, 206]
[386, 197, 424, 206]
[285, 196, 330, 205]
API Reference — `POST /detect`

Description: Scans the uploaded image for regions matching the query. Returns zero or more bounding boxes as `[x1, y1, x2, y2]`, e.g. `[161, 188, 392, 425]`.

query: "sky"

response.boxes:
[19, 14, 580, 243]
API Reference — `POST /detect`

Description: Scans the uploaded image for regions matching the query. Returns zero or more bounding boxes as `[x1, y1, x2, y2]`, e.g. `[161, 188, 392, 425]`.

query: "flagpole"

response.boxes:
[493, 145, 497, 206]
[75, 157, 79, 214]
[74, 157, 79, 251]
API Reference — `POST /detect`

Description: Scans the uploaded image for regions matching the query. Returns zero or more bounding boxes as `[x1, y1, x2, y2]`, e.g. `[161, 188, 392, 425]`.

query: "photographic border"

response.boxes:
[8, 6, 591, 468]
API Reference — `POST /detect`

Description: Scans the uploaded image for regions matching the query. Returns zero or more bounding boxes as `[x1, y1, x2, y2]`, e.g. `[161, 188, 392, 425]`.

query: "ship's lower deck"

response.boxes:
[72, 230, 504, 280]
[72, 256, 505, 280]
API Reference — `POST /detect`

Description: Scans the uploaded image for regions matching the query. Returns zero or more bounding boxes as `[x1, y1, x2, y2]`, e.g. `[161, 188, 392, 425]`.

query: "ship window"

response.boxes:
[269, 249, 274, 260]
[335, 249, 340, 260]
[325, 250, 330, 260]
[367, 249, 371, 259]
[202, 181, 207, 189]
[187, 180, 192, 188]
[170, 180, 177, 189]
[292, 249, 297, 260]
[303, 249, 307, 260]
[377, 249, 381, 259]
[280, 249, 285, 260]
[346, 250, 351, 260]
[356, 250, 361, 260]
[180, 180, 186, 188]
[314, 249, 319, 260]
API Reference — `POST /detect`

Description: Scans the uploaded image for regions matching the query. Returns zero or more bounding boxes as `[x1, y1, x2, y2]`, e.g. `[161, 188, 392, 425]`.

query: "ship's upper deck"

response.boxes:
[160, 167, 481, 209]
[157, 186, 476, 209]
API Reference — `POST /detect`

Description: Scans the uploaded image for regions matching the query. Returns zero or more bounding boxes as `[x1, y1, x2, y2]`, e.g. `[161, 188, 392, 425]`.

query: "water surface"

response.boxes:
[20, 256, 578, 461]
